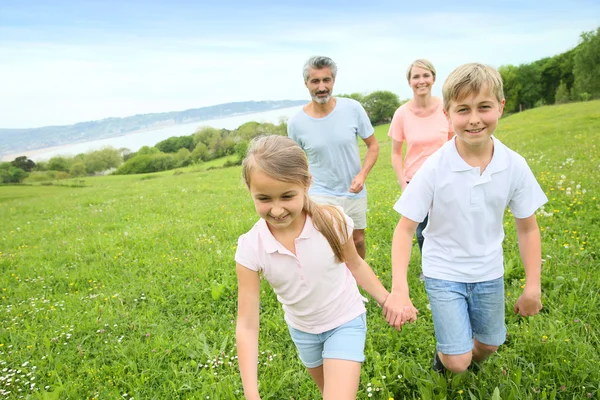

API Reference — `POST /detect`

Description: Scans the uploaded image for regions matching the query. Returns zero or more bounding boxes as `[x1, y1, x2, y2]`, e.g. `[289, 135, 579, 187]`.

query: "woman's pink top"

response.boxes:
[388, 101, 454, 181]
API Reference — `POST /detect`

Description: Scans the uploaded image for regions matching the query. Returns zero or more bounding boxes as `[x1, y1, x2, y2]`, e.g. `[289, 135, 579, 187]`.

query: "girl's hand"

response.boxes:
[383, 292, 418, 330]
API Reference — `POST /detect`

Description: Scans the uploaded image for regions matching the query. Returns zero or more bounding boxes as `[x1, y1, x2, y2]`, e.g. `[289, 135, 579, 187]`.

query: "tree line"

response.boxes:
[3, 26, 597, 182]
[499, 27, 599, 113]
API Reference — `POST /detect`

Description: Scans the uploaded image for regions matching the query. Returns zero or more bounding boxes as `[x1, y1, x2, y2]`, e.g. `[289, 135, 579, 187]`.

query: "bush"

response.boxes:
[115, 153, 177, 174]
[0, 167, 29, 183]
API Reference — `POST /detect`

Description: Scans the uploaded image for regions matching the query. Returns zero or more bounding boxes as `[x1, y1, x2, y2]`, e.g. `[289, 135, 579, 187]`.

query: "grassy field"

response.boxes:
[0, 100, 599, 399]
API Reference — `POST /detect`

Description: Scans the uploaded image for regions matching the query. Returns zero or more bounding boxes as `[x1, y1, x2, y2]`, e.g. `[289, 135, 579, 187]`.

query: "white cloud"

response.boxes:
[0, 7, 598, 128]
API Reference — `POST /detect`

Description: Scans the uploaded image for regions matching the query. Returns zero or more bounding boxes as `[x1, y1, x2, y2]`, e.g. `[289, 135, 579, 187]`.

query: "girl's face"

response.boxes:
[249, 168, 308, 234]
[409, 66, 435, 97]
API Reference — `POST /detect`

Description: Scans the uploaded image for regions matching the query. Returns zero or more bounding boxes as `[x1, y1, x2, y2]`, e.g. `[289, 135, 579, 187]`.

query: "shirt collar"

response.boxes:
[257, 214, 314, 254]
[448, 136, 508, 174]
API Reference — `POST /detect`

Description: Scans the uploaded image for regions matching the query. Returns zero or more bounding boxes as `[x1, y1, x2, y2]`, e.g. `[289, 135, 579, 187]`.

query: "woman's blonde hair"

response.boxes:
[442, 63, 504, 111]
[242, 135, 349, 262]
[406, 59, 436, 81]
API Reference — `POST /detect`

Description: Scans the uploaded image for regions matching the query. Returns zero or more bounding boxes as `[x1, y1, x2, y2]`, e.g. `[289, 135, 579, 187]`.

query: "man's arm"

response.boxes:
[513, 215, 543, 317]
[349, 135, 380, 193]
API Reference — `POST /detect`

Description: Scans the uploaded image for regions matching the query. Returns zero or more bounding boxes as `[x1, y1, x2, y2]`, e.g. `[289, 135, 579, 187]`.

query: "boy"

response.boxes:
[383, 63, 547, 373]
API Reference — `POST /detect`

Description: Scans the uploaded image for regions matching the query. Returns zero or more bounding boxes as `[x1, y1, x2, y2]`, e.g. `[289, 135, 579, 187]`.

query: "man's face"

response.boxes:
[305, 67, 335, 104]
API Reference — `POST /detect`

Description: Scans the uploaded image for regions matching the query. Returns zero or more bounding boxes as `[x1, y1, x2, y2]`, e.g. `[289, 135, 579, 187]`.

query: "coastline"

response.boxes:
[1, 106, 304, 162]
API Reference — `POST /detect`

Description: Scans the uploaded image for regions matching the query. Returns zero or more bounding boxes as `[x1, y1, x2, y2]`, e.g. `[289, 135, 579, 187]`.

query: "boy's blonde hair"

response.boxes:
[406, 59, 436, 81]
[242, 135, 349, 263]
[442, 63, 504, 111]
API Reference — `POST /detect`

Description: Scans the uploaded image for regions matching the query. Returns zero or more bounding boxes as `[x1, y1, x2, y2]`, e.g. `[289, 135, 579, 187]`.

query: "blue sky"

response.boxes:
[1, 0, 599, 128]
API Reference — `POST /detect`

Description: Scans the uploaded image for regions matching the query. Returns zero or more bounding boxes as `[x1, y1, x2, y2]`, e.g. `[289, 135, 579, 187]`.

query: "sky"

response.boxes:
[1, 0, 599, 129]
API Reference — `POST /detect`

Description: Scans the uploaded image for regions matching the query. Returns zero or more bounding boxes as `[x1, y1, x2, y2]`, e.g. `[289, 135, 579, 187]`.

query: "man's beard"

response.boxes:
[312, 91, 332, 104]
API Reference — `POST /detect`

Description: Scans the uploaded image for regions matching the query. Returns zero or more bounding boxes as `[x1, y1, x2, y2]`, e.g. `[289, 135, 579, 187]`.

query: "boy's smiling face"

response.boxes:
[444, 85, 505, 149]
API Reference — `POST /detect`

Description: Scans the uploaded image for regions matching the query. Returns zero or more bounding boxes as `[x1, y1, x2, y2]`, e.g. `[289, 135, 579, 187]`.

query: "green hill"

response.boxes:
[0, 101, 598, 399]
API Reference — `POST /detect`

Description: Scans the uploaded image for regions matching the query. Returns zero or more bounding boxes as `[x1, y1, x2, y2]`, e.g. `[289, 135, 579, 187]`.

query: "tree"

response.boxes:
[338, 92, 365, 103]
[137, 146, 160, 156]
[193, 126, 221, 147]
[362, 91, 401, 125]
[69, 161, 87, 177]
[234, 141, 249, 161]
[499, 64, 522, 113]
[47, 156, 70, 172]
[573, 27, 600, 100]
[516, 63, 543, 110]
[555, 81, 570, 104]
[84, 148, 123, 173]
[11, 156, 36, 172]
[0, 167, 29, 183]
[174, 148, 192, 167]
[191, 142, 209, 162]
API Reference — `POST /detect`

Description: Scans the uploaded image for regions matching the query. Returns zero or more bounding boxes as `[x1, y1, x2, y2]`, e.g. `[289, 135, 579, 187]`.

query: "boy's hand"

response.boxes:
[383, 292, 418, 330]
[514, 287, 542, 316]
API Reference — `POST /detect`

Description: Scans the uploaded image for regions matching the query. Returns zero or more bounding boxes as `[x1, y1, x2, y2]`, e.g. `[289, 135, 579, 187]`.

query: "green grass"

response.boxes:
[0, 100, 599, 399]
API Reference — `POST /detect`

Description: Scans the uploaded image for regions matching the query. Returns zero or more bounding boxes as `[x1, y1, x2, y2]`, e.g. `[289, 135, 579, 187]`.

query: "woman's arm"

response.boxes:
[391, 139, 407, 191]
[235, 263, 262, 400]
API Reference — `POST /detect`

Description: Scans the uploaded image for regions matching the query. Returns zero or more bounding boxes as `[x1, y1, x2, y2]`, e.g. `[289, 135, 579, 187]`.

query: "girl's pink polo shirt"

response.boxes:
[388, 102, 454, 182]
[235, 214, 366, 334]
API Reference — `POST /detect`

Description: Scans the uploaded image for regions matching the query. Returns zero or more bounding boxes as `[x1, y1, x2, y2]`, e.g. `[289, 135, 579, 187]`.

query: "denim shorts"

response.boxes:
[425, 277, 506, 355]
[287, 313, 367, 368]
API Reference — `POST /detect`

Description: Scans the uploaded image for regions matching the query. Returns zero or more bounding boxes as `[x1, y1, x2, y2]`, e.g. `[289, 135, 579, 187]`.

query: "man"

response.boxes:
[288, 56, 379, 259]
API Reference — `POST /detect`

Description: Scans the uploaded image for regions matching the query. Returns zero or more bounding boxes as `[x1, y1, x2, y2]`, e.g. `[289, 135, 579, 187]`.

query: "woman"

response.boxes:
[388, 59, 453, 259]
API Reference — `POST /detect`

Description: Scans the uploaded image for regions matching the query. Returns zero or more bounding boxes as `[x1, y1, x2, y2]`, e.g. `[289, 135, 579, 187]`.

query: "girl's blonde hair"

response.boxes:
[242, 135, 349, 263]
[406, 59, 436, 81]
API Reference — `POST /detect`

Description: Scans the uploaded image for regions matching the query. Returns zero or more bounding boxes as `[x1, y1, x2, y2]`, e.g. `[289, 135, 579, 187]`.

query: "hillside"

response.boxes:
[0, 99, 305, 157]
[0, 101, 598, 398]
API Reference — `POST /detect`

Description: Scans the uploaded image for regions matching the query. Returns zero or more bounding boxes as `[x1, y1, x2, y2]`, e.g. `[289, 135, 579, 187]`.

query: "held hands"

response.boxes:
[382, 292, 418, 331]
[514, 286, 542, 317]
[349, 173, 366, 193]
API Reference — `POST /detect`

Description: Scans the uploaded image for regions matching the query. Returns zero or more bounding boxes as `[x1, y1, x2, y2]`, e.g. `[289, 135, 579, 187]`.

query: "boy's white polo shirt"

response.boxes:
[394, 136, 547, 283]
[235, 213, 366, 334]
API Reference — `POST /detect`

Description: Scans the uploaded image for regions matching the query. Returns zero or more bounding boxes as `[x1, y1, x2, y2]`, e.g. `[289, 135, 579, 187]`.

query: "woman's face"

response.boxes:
[409, 66, 435, 96]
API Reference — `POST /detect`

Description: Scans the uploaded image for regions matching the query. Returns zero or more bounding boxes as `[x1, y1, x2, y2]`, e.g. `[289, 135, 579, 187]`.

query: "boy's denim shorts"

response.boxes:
[425, 276, 507, 355]
[287, 313, 367, 368]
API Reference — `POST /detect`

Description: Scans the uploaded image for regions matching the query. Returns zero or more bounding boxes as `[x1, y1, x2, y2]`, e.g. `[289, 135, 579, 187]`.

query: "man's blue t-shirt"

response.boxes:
[287, 98, 374, 199]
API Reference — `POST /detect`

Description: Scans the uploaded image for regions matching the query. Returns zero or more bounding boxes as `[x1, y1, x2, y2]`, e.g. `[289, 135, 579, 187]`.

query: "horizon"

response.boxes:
[1, 0, 599, 129]
[0, 99, 306, 131]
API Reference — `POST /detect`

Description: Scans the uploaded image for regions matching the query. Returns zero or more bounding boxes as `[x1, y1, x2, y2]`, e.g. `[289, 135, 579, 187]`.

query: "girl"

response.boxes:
[235, 135, 403, 399]
[388, 59, 454, 260]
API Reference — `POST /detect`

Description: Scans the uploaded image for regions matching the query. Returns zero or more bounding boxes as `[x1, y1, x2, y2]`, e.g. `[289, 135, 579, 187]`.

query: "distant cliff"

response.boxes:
[0, 100, 305, 158]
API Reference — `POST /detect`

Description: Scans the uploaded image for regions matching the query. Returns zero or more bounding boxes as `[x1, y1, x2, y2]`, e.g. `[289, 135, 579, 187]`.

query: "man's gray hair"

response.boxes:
[303, 56, 338, 82]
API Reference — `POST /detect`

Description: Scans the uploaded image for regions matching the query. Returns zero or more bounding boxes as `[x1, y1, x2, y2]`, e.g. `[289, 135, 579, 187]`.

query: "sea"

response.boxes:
[3, 105, 304, 162]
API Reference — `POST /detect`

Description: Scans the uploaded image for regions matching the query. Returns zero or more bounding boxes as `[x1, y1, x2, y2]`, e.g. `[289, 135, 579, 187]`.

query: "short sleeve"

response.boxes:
[393, 158, 435, 223]
[508, 161, 548, 219]
[388, 107, 405, 142]
[234, 234, 259, 272]
[354, 102, 374, 139]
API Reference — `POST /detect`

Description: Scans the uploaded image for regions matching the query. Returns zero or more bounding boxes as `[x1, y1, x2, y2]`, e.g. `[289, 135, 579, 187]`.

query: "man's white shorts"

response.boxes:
[310, 195, 368, 230]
